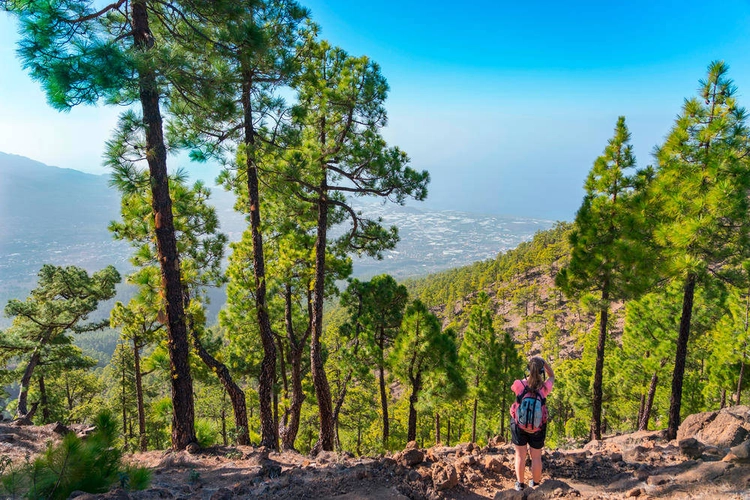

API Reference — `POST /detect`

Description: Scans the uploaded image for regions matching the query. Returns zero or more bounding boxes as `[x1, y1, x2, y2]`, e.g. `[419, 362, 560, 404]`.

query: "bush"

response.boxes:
[0, 411, 150, 499]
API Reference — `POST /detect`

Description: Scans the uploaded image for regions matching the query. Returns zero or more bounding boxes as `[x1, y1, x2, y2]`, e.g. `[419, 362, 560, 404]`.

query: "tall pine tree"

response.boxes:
[652, 61, 750, 439]
[556, 116, 654, 440]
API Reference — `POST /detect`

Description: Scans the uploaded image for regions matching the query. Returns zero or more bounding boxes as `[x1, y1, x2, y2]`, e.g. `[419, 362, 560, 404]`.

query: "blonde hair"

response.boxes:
[527, 356, 546, 391]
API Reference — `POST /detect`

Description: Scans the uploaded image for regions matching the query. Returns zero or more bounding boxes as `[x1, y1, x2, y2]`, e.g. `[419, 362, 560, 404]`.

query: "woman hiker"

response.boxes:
[510, 356, 554, 491]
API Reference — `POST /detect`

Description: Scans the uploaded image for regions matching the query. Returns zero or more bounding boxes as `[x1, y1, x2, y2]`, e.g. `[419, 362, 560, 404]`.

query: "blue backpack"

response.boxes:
[513, 385, 548, 433]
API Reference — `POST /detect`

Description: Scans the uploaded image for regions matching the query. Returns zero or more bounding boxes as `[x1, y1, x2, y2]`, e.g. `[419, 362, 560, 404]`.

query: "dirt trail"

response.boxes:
[2, 410, 750, 499]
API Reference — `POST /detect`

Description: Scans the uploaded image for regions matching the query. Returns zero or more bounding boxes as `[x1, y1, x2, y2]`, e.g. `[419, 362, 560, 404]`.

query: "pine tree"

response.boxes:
[458, 292, 497, 443]
[391, 301, 462, 443]
[556, 116, 654, 440]
[3, 0, 237, 449]
[166, 0, 312, 450]
[4, 265, 119, 422]
[283, 40, 429, 451]
[652, 61, 750, 439]
[340, 275, 408, 448]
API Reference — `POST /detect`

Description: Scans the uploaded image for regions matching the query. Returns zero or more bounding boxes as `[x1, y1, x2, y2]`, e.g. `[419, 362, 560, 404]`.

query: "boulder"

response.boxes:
[399, 448, 424, 467]
[677, 405, 750, 448]
[626, 487, 642, 497]
[723, 439, 750, 463]
[431, 463, 458, 491]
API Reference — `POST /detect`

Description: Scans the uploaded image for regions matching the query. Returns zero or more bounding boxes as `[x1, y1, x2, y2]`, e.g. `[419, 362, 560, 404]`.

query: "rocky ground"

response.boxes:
[2, 406, 750, 499]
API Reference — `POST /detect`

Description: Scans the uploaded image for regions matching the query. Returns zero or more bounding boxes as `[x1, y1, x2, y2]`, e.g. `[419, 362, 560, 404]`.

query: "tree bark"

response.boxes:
[591, 289, 609, 441]
[447, 416, 451, 446]
[639, 371, 658, 431]
[667, 272, 696, 440]
[133, 336, 148, 451]
[39, 376, 50, 424]
[241, 68, 277, 450]
[280, 285, 308, 451]
[311, 175, 335, 453]
[472, 396, 478, 444]
[435, 413, 441, 445]
[132, 0, 195, 450]
[190, 329, 250, 445]
[379, 352, 389, 448]
[16, 350, 40, 418]
[407, 375, 421, 443]
[737, 359, 745, 406]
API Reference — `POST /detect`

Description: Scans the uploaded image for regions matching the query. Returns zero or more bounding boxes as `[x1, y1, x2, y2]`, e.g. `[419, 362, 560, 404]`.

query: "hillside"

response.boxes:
[402, 222, 612, 362]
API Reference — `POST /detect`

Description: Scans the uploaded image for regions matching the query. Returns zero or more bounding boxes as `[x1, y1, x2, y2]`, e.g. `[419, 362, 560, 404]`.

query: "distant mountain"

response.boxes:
[0, 152, 554, 328]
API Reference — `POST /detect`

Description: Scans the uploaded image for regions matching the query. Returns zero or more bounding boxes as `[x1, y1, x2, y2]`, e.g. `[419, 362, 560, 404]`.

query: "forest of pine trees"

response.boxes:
[0, 0, 749, 479]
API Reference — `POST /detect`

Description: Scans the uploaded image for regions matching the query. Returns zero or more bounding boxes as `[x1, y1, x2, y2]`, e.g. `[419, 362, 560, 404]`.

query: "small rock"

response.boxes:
[646, 475, 669, 485]
[633, 469, 649, 481]
[678, 438, 705, 459]
[610, 452, 623, 463]
[406, 440, 419, 450]
[626, 487, 642, 497]
[209, 488, 233, 500]
[52, 422, 70, 435]
[493, 490, 524, 500]
[432, 463, 458, 491]
[484, 456, 504, 473]
[185, 442, 200, 454]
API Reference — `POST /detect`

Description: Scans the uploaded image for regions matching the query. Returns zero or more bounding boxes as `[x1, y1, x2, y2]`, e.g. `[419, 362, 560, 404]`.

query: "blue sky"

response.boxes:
[3, 0, 750, 219]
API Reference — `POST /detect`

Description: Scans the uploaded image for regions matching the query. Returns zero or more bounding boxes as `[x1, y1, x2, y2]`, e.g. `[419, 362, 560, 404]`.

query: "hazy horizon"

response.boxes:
[3, 1, 750, 219]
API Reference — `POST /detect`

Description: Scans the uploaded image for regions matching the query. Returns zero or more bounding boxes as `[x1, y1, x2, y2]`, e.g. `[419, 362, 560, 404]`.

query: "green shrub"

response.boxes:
[0, 411, 150, 499]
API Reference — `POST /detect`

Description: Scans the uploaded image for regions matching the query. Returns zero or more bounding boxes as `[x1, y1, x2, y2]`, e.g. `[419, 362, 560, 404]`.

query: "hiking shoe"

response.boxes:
[529, 479, 537, 487]
[514, 481, 525, 491]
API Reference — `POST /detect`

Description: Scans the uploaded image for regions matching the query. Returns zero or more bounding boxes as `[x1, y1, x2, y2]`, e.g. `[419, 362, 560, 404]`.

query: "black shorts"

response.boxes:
[510, 420, 546, 449]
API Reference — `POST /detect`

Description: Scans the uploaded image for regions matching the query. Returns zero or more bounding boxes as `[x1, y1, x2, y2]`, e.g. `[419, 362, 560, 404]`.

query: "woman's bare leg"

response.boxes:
[514, 444, 527, 483]
[529, 446, 543, 483]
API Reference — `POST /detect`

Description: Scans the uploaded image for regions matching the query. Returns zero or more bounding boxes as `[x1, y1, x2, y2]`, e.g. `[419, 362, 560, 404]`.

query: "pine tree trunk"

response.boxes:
[667, 272, 696, 441]
[734, 354, 745, 406]
[38, 376, 50, 424]
[281, 346, 306, 450]
[311, 177, 335, 453]
[133, 337, 148, 451]
[720, 389, 726, 409]
[190, 330, 250, 445]
[280, 285, 307, 451]
[241, 69, 277, 450]
[737, 358, 745, 406]
[591, 290, 609, 441]
[472, 396, 478, 444]
[122, 360, 128, 448]
[132, 0, 195, 450]
[447, 416, 451, 446]
[407, 376, 421, 443]
[435, 413, 441, 445]
[639, 371, 658, 431]
[379, 358, 389, 448]
[16, 350, 41, 418]
[407, 391, 418, 443]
